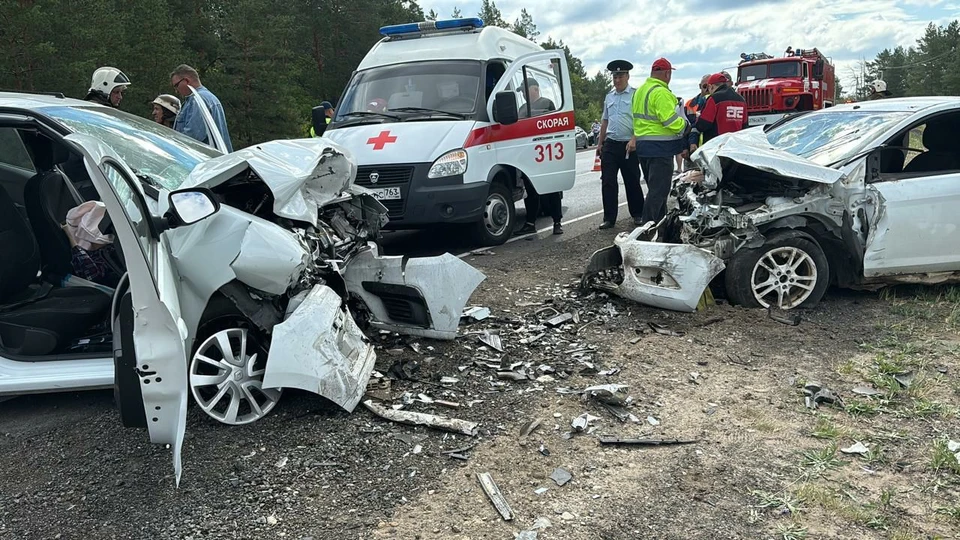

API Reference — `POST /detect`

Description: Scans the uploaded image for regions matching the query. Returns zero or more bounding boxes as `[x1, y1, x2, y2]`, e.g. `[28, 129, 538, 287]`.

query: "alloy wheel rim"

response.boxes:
[189, 328, 281, 425]
[750, 246, 818, 309]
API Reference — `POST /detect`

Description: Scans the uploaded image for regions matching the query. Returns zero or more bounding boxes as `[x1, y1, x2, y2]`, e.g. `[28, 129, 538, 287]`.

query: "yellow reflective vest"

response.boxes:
[631, 77, 687, 156]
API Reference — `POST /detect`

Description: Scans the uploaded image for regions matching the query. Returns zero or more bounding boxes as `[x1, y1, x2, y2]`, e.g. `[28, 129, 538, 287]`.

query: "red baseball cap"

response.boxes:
[651, 58, 675, 71]
[707, 73, 726, 85]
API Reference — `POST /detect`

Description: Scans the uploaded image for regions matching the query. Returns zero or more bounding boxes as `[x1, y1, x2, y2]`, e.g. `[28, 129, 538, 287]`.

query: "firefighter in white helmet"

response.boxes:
[84, 67, 131, 108]
[868, 79, 892, 100]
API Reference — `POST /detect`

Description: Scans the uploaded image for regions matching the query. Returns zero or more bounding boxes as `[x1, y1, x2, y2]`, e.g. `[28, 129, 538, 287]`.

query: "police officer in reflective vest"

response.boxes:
[628, 57, 687, 226]
[597, 60, 643, 229]
[310, 101, 334, 137]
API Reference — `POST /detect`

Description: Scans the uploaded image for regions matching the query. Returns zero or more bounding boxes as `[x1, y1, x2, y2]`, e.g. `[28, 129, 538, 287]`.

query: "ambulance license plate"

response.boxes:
[370, 187, 401, 201]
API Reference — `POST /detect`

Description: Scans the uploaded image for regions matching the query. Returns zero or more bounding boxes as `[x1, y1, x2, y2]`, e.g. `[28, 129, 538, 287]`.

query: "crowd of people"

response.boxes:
[82, 64, 234, 152]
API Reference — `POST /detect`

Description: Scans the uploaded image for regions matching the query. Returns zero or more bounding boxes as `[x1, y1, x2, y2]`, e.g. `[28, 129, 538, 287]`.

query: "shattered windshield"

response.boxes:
[334, 61, 482, 123]
[42, 105, 221, 190]
[765, 110, 911, 166]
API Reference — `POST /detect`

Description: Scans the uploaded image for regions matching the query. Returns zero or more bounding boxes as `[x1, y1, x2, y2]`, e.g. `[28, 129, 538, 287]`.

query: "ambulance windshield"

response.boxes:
[335, 61, 482, 122]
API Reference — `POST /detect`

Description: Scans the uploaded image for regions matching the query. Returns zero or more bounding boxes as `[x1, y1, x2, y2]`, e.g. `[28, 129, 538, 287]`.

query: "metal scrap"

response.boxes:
[803, 381, 842, 409]
[462, 306, 491, 321]
[477, 472, 514, 521]
[545, 313, 574, 327]
[648, 322, 685, 337]
[550, 467, 573, 487]
[479, 330, 504, 352]
[768, 306, 802, 326]
[362, 400, 479, 436]
[520, 419, 542, 438]
[582, 384, 629, 406]
[571, 413, 600, 433]
[598, 436, 699, 446]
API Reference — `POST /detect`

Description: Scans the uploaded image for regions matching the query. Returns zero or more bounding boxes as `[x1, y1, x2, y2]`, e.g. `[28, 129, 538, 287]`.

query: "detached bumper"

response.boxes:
[583, 226, 725, 312]
[342, 244, 485, 340]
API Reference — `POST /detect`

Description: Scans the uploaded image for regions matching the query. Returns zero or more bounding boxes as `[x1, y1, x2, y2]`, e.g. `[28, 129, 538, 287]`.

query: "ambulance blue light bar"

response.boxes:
[380, 18, 484, 38]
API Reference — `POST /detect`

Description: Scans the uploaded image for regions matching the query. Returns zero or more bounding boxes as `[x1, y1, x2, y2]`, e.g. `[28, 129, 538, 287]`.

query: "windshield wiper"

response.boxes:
[389, 107, 468, 119]
[340, 111, 401, 121]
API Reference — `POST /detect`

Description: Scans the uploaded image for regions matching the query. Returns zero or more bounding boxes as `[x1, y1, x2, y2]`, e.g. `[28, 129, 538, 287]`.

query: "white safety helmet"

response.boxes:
[870, 79, 887, 93]
[151, 94, 181, 115]
[89, 67, 131, 95]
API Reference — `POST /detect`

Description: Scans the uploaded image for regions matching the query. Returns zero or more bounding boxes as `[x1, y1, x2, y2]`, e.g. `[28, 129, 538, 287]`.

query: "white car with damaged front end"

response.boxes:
[584, 97, 960, 311]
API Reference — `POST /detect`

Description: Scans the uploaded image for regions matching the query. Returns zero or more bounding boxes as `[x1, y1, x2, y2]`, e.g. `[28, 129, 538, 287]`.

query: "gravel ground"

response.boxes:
[1, 227, 958, 539]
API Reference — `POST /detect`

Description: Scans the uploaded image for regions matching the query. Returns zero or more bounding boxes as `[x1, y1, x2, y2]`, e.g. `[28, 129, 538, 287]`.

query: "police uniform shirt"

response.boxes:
[602, 85, 636, 142]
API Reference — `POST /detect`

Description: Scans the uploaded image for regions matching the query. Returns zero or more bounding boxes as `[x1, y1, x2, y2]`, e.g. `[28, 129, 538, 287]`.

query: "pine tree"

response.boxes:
[511, 8, 538, 40]
[477, 0, 507, 28]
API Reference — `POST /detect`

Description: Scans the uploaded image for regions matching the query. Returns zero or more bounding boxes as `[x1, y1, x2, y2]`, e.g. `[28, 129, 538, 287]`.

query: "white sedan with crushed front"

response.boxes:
[0, 92, 484, 482]
[584, 97, 960, 311]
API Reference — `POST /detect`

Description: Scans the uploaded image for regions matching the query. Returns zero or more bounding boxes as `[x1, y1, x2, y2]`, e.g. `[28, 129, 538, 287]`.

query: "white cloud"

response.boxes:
[422, 0, 955, 100]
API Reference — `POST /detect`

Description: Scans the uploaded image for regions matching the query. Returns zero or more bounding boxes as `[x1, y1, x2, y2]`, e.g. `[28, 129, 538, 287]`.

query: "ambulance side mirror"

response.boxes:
[494, 91, 519, 125]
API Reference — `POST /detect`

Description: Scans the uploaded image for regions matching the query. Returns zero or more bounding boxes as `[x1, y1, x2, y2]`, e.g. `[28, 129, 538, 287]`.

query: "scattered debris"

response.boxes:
[893, 371, 915, 388]
[469, 249, 496, 256]
[840, 442, 870, 456]
[479, 330, 504, 352]
[648, 322, 685, 337]
[534, 487, 549, 495]
[688, 372, 701, 384]
[462, 306, 491, 321]
[852, 386, 884, 397]
[516, 532, 537, 540]
[803, 382, 842, 409]
[550, 467, 573, 487]
[598, 436, 699, 446]
[434, 400, 460, 408]
[387, 359, 420, 380]
[498, 371, 530, 381]
[572, 413, 600, 433]
[767, 306, 802, 326]
[545, 313, 574, 327]
[539, 444, 550, 456]
[583, 384, 629, 406]
[477, 472, 514, 521]
[440, 443, 478, 457]
[362, 400, 479, 436]
[647, 416, 660, 426]
[439, 376, 460, 385]
[274, 457, 288, 468]
[266, 515, 278, 526]
[520, 419, 542, 438]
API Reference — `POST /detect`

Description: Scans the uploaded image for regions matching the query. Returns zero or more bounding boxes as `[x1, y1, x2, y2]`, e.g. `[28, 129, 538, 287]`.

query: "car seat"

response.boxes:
[0, 185, 111, 356]
[902, 118, 960, 174]
[24, 143, 76, 278]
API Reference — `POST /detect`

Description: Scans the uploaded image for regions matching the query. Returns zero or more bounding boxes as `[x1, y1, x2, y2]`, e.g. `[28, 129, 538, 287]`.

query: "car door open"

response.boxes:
[65, 133, 192, 484]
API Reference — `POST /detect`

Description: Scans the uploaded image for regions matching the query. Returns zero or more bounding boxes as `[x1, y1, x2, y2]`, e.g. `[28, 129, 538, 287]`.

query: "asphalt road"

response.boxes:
[379, 147, 645, 257]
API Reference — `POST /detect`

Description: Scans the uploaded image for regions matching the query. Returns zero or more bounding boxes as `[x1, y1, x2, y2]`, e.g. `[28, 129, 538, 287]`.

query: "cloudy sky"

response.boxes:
[423, 0, 960, 102]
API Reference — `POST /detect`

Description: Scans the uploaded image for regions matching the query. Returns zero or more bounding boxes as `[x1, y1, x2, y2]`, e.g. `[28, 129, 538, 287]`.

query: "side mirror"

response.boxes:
[165, 188, 220, 230]
[493, 91, 519, 126]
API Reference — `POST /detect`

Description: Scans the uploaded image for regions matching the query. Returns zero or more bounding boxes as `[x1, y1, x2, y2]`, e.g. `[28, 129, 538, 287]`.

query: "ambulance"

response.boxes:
[322, 18, 576, 245]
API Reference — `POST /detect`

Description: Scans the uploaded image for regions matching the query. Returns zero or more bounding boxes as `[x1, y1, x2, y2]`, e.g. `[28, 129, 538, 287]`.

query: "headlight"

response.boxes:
[428, 149, 468, 178]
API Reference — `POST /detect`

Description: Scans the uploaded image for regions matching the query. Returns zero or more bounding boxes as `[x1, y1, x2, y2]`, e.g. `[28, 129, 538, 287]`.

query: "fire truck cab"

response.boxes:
[735, 48, 835, 127]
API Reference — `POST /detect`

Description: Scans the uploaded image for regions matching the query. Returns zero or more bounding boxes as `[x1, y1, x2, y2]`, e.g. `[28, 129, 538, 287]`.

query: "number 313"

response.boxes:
[534, 143, 564, 162]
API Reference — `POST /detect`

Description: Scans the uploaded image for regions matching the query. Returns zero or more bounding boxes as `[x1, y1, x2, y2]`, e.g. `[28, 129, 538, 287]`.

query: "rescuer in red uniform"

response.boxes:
[688, 72, 749, 156]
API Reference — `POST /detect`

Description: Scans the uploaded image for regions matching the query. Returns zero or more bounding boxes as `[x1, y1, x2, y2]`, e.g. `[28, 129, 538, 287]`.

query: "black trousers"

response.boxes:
[639, 155, 674, 225]
[600, 139, 644, 222]
[522, 178, 562, 224]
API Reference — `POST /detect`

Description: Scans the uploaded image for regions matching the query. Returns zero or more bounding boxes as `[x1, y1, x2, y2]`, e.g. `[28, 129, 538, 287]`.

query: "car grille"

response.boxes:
[740, 88, 774, 110]
[354, 166, 413, 218]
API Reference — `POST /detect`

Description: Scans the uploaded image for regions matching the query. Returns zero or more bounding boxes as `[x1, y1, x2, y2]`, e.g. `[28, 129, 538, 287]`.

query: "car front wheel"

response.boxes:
[471, 182, 515, 246]
[724, 231, 830, 310]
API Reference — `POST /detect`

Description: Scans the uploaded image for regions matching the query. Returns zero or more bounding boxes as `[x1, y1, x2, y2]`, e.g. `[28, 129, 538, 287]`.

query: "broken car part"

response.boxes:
[477, 472, 514, 521]
[362, 399, 479, 436]
[598, 437, 699, 446]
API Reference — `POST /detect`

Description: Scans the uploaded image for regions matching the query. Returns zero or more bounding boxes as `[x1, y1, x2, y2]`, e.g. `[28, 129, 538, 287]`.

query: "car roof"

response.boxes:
[825, 96, 960, 113]
[0, 92, 99, 111]
[358, 26, 542, 70]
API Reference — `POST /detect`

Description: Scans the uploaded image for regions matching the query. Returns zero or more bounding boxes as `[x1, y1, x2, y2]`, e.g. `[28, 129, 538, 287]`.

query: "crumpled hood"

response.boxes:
[694, 128, 844, 185]
[323, 121, 472, 164]
[180, 139, 358, 226]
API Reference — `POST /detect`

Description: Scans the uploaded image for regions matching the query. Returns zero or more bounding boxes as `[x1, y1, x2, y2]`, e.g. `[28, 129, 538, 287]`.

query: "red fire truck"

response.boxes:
[735, 48, 835, 126]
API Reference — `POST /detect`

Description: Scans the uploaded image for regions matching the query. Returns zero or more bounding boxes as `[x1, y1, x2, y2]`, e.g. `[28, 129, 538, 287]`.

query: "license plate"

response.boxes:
[370, 187, 401, 200]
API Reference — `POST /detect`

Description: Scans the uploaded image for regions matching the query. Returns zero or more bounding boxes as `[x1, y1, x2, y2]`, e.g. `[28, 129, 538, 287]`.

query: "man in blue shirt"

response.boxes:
[597, 60, 643, 229]
[170, 64, 234, 152]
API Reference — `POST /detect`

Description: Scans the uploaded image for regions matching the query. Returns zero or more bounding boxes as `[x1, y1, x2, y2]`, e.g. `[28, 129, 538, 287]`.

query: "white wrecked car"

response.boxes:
[584, 97, 960, 311]
[0, 93, 483, 480]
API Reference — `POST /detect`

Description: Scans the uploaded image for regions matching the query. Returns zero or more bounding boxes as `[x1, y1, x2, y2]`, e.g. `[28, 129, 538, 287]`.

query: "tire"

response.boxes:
[724, 231, 830, 309]
[471, 181, 515, 246]
[188, 303, 282, 425]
